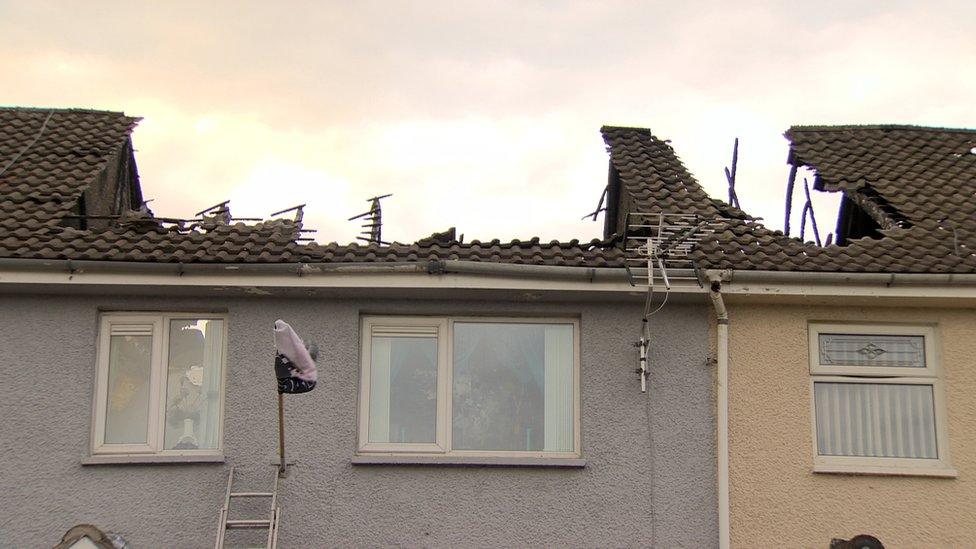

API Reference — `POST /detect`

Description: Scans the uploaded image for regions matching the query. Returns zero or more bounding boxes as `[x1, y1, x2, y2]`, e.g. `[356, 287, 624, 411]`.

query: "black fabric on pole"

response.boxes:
[275, 353, 317, 394]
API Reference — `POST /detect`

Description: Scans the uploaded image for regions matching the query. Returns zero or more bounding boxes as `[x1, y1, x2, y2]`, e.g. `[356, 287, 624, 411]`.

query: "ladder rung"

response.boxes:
[230, 492, 274, 498]
[226, 519, 273, 529]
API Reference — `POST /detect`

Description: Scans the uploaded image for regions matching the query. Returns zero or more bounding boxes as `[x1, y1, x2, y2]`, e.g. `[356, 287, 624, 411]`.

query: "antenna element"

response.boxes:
[349, 194, 392, 245]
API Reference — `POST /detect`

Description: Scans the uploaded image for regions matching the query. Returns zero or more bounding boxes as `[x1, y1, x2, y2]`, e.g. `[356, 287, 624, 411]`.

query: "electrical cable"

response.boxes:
[641, 266, 670, 330]
[646, 290, 670, 319]
[643, 355, 659, 545]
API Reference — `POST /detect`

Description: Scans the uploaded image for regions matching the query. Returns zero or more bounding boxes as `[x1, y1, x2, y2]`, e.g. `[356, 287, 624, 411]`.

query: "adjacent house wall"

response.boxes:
[727, 303, 976, 547]
[0, 292, 716, 548]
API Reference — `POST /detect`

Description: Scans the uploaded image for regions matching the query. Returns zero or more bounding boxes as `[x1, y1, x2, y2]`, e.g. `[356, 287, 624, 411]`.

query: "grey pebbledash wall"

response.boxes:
[0, 292, 716, 548]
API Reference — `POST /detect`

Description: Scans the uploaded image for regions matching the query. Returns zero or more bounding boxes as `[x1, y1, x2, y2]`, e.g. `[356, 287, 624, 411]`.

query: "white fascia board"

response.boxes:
[0, 264, 705, 296]
[722, 281, 976, 299]
[706, 269, 976, 304]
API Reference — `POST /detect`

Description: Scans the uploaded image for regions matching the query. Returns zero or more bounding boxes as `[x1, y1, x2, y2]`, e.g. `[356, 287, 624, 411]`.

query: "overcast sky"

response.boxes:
[3, 1, 975, 244]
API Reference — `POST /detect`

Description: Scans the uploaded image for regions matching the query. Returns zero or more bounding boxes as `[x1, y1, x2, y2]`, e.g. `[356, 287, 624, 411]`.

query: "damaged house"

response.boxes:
[0, 109, 717, 548]
[707, 126, 976, 547]
[1, 107, 975, 548]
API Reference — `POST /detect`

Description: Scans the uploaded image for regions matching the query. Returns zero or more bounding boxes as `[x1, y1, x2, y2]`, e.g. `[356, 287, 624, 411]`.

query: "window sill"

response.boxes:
[82, 454, 225, 465]
[813, 463, 958, 478]
[351, 455, 586, 468]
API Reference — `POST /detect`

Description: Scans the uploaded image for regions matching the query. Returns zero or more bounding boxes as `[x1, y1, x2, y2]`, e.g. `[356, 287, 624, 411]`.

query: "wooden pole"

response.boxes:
[278, 392, 286, 477]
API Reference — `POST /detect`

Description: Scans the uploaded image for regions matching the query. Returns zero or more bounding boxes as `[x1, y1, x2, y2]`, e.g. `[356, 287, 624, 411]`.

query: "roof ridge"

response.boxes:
[0, 105, 136, 118]
[600, 125, 653, 133]
[788, 124, 976, 134]
[601, 125, 730, 220]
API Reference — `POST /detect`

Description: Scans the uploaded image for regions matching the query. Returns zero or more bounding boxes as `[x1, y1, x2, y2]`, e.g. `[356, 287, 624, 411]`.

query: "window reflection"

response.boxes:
[164, 319, 224, 450]
[453, 323, 573, 452]
[105, 334, 152, 444]
[368, 336, 438, 444]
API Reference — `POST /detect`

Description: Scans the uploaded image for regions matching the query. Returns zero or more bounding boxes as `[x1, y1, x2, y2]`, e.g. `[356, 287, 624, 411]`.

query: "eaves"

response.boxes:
[707, 269, 976, 307]
[0, 258, 709, 303]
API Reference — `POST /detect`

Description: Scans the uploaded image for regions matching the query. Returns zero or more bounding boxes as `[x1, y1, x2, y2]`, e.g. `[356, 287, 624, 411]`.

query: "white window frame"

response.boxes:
[808, 323, 954, 476]
[358, 316, 582, 459]
[90, 312, 228, 457]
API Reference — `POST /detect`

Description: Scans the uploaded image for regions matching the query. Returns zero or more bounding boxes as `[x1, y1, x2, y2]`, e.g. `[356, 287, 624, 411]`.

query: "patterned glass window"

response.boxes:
[819, 333, 925, 368]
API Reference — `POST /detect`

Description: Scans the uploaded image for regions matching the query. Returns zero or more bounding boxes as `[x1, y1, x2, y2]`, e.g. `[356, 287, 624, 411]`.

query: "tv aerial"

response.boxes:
[624, 211, 715, 392]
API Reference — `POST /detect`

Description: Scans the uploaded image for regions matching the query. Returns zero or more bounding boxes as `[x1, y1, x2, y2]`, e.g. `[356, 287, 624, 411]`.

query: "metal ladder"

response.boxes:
[214, 466, 280, 549]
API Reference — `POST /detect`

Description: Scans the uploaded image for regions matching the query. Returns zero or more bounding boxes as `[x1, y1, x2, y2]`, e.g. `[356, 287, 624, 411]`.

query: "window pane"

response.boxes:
[164, 319, 224, 450]
[368, 336, 437, 443]
[104, 334, 152, 444]
[453, 323, 574, 452]
[814, 382, 937, 459]
[819, 334, 925, 368]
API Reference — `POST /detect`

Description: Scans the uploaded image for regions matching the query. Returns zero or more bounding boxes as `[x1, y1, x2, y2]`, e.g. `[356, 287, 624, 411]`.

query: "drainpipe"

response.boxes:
[708, 273, 730, 549]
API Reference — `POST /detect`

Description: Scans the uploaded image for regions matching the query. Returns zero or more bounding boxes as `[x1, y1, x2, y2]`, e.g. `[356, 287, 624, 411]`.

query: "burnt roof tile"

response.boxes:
[7, 114, 974, 273]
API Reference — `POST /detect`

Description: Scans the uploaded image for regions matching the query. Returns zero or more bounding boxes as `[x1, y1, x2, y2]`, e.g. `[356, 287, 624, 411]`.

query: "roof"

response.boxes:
[0, 108, 296, 263]
[601, 124, 976, 273]
[0, 229, 624, 266]
[3, 110, 974, 274]
[694, 125, 976, 273]
[787, 124, 976, 229]
[0, 107, 622, 267]
[600, 125, 748, 219]
[0, 108, 140, 231]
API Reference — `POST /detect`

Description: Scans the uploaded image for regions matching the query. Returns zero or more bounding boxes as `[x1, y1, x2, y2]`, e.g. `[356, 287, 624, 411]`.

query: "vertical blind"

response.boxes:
[543, 326, 574, 452]
[814, 382, 938, 459]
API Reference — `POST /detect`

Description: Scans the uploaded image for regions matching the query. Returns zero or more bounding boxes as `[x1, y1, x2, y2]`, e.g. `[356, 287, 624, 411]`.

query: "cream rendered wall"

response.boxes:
[727, 304, 976, 548]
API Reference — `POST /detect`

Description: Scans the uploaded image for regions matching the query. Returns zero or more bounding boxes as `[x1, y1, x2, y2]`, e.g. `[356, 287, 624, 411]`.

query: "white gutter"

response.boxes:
[703, 268, 976, 301]
[723, 269, 976, 286]
[0, 257, 706, 294]
[0, 257, 662, 280]
[707, 274, 730, 549]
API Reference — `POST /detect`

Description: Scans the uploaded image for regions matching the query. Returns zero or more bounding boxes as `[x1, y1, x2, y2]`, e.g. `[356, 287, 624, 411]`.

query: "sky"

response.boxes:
[2, 1, 975, 245]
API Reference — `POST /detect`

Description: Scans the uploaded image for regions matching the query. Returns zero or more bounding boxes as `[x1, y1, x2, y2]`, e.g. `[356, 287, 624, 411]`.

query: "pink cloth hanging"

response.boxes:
[274, 319, 318, 382]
